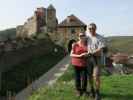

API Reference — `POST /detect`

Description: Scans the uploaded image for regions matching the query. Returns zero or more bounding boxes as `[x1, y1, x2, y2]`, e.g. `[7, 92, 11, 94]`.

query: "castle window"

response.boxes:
[71, 28, 76, 34]
[81, 28, 85, 32]
[37, 11, 44, 17]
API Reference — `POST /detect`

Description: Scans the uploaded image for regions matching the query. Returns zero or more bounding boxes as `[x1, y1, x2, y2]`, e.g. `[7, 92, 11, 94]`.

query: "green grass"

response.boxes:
[1, 45, 65, 96]
[29, 65, 133, 100]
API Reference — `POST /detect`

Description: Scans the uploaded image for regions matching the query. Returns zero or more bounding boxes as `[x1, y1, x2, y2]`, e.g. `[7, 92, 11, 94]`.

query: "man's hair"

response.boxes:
[89, 23, 97, 29]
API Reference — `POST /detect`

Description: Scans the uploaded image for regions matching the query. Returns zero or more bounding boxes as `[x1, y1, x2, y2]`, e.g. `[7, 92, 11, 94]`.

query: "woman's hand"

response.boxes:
[80, 52, 88, 57]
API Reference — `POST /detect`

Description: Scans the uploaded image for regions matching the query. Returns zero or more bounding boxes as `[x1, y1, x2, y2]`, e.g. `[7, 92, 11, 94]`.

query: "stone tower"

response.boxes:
[46, 4, 58, 32]
[35, 7, 46, 33]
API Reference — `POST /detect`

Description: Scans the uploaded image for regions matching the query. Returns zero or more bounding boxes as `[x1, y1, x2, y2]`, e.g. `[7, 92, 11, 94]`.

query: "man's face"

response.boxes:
[88, 26, 96, 36]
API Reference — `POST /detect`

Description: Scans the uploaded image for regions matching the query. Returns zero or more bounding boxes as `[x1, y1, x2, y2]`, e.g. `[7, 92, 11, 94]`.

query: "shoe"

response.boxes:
[90, 88, 95, 98]
[83, 91, 90, 97]
[95, 91, 101, 100]
[75, 90, 82, 97]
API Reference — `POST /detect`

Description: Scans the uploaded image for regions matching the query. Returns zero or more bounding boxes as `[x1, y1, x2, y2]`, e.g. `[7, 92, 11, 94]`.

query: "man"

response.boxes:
[86, 23, 106, 100]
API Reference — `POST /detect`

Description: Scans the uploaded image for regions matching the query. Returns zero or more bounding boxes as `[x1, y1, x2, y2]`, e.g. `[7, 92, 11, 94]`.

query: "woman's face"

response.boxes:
[79, 33, 86, 42]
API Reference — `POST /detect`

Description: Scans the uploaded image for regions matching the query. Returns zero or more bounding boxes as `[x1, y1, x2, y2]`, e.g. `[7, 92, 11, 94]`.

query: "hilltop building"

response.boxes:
[58, 14, 86, 42]
[16, 4, 58, 38]
[16, 4, 87, 45]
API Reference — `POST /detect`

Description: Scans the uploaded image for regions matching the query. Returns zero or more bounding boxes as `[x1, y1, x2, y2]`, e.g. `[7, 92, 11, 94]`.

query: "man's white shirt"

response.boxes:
[86, 32, 106, 65]
[86, 32, 106, 54]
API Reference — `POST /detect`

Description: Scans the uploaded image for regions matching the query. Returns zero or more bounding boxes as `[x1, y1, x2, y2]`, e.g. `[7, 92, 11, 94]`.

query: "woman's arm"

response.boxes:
[70, 50, 82, 57]
[70, 43, 83, 58]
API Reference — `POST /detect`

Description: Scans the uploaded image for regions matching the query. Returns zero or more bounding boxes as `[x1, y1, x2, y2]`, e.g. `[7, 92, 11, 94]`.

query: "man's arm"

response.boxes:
[93, 37, 106, 56]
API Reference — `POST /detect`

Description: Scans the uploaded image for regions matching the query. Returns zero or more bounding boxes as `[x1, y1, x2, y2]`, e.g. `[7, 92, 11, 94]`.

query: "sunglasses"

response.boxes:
[79, 35, 85, 37]
[89, 28, 95, 30]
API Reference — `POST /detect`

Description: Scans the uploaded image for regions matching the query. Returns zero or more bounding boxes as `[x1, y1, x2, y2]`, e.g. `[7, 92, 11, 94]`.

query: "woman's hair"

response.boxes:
[78, 33, 87, 45]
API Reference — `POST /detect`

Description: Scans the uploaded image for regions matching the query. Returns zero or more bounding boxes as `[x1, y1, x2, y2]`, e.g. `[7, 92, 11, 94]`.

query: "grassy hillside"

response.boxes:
[29, 65, 133, 100]
[0, 45, 65, 96]
[107, 36, 133, 54]
[0, 28, 16, 34]
[0, 28, 16, 40]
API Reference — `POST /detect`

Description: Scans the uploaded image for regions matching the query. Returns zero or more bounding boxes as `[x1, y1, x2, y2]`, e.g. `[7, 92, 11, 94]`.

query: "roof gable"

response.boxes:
[58, 14, 86, 27]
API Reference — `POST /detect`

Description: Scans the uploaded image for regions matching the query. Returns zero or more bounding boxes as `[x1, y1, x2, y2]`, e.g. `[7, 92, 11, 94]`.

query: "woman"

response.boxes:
[70, 32, 88, 96]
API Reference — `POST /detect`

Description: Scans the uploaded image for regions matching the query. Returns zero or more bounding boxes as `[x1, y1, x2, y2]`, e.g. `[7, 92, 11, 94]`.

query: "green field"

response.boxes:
[107, 36, 133, 54]
[29, 66, 133, 100]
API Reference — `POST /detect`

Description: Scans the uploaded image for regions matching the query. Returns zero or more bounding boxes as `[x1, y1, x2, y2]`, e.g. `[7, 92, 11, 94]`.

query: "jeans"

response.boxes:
[73, 66, 88, 92]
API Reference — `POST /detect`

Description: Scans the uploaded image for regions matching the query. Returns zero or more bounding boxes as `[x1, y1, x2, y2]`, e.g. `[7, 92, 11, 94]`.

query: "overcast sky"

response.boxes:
[0, 0, 133, 36]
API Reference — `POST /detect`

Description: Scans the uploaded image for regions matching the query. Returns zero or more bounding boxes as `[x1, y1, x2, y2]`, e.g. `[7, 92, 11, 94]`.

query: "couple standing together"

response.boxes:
[70, 23, 106, 100]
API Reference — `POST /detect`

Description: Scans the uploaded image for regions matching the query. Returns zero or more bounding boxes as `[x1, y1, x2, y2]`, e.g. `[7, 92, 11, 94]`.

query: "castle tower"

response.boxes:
[46, 4, 58, 32]
[35, 7, 47, 33]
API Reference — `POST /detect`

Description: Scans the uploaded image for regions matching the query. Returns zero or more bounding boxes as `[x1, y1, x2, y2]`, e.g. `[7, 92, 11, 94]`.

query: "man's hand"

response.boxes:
[91, 48, 102, 56]
[94, 50, 101, 56]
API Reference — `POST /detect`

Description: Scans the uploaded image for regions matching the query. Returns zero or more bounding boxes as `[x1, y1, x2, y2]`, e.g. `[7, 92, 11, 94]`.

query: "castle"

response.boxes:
[16, 4, 58, 38]
[16, 4, 87, 44]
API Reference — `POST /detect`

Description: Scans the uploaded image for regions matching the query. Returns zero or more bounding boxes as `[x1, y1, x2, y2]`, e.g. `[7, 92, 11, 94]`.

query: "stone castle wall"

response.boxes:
[24, 16, 37, 38]
[16, 15, 37, 38]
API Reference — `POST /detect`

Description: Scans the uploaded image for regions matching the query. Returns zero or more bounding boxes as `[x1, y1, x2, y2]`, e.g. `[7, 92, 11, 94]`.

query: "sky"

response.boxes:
[0, 0, 133, 36]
